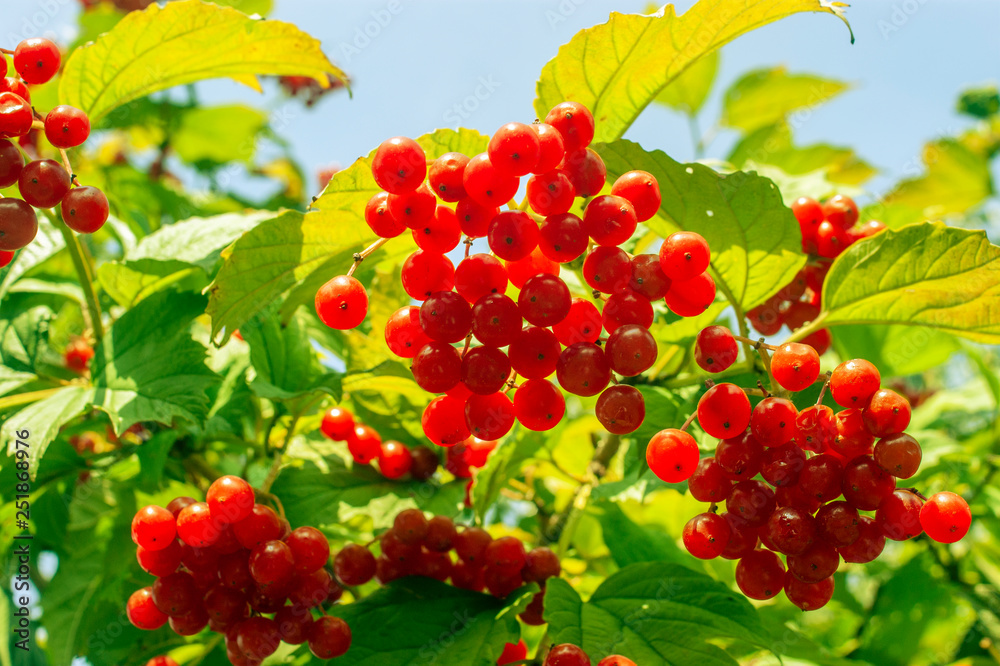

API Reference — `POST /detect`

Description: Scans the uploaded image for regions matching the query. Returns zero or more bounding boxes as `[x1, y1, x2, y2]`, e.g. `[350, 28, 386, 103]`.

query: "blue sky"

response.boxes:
[11, 0, 1000, 202]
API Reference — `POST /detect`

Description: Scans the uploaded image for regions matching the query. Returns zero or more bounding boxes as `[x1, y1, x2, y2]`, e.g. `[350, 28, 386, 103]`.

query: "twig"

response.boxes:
[346, 237, 389, 277]
[42, 209, 103, 340]
[680, 412, 697, 432]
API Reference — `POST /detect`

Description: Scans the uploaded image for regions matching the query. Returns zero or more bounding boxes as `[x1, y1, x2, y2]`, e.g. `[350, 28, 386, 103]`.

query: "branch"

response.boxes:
[41, 209, 104, 341]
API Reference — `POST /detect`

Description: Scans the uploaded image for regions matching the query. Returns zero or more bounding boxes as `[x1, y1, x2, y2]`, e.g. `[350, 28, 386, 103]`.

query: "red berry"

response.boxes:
[0, 92, 32, 140]
[420, 290, 472, 343]
[488, 210, 538, 262]
[44, 105, 90, 148]
[920, 491, 971, 543]
[842, 455, 896, 511]
[716, 431, 764, 479]
[784, 572, 834, 611]
[0, 138, 25, 188]
[664, 272, 716, 317]
[602, 288, 654, 333]
[471, 293, 522, 348]
[786, 540, 839, 583]
[401, 249, 455, 300]
[412, 204, 461, 253]
[315, 275, 367, 330]
[385, 306, 431, 358]
[611, 170, 661, 221]
[683, 512, 731, 559]
[583, 246, 632, 293]
[18, 159, 71, 208]
[688, 457, 733, 502]
[552, 297, 602, 346]
[455, 197, 498, 237]
[583, 194, 637, 246]
[795, 405, 837, 453]
[697, 383, 751, 439]
[526, 169, 575, 216]
[862, 388, 911, 437]
[519, 274, 571, 326]
[464, 153, 520, 207]
[499, 640, 529, 665]
[659, 231, 710, 280]
[0, 198, 37, 251]
[799, 454, 844, 502]
[726, 480, 776, 527]
[60, 186, 109, 234]
[559, 147, 606, 197]
[735, 549, 785, 600]
[454, 526, 492, 564]
[839, 515, 886, 563]
[233, 504, 283, 549]
[207, 475, 255, 525]
[505, 247, 559, 289]
[427, 152, 469, 202]
[764, 506, 818, 556]
[815, 220, 849, 258]
[822, 194, 859, 228]
[792, 196, 824, 250]
[595, 384, 645, 434]
[628, 253, 672, 300]
[750, 397, 798, 445]
[816, 500, 861, 548]
[410, 445, 440, 481]
[387, 182, 435, 229]
[455, 253, 508, 304]
[695, 326, 738, 373]
[531, 122, 566, 173]
[371, 136, 425, 194]
[347, 424, 382, 464]
[556, 342, 611, 397]
[873, 433, 921, 479]
[832, 408, 874, 460]
[461, 346, 511, 395]
[760, 442, 806, 487]
[334, 543, 377, 586]
[136, 541, 182, 577]
[412, 341, 462, 393]
[513, 379, 565, 431]
[544, 101, 595, 152]
[770, 342, 821, 392]
[875, 489, 924, 541]
[127, 587, 169, 630]
[508, 326, 560, 379]
[151, 571, 200, 616]
[489, 122, 541, 176]
[645, 429, 700, 483]
[176, 502, 220, 548]
[13, 38, 61, 85]
[320, 406, 355, 440]
[285, 526, 330, 572]
[424, 395, 473, 445]
[274, 605, 314, 645]
[830, 358, 880, 407]
[605, 324, 657, 376]
[545, 644, 591, 666]
[131, 505, 176, 551]
[538, 212, 588, 263]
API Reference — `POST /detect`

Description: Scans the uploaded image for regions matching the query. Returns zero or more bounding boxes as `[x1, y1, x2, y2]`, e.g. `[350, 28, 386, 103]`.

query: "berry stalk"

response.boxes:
[42, 208, 104, 341]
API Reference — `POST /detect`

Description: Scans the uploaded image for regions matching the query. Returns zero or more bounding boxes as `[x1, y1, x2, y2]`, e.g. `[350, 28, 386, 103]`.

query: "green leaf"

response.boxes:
[90, 291, 219, 433]
[472, 426, 552, 523]
[342, 361, 428, 446]
[544, 563, 770, 665]
[130, 211, 275, 272]
[816, 223, 1000, 343]
[97, 259, 206, 308]
[269, 457, 464, 531]
[832, 324, 960, 377]
[592, 501, 688, 567]
[1, 387, 90, 478]
[172, 104, 268, 165]
[0, 215, 64, 302]
[721, 67, 849, 132]
[596, 140, 806, 311]
[534, 0, 851, 143]
[874, 139, 994, 227]
[59, 0, 347, 124]
[328, 578, 534, 666]
[957, 84, 1000, 119]
[655, 49, 719, 116]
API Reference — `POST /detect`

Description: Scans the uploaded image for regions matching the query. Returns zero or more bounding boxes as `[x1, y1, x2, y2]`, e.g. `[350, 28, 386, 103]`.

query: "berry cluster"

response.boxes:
[125, 476, 350, 664]
[332, 508, 559, 626]
[747, 195, 886, 351]
[63, 336, 94, 373]
[315, 101, 715, 443]
[504, 643, 634, 666]
[277, 74, 348, 107]
[0, 38, 110, 269]
[646, 328, 971, 610]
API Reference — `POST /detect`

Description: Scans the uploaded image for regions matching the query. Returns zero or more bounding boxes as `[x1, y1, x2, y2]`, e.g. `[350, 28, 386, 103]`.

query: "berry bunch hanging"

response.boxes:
[646, 326, 972, 610]
[747, 194, 886, 352]
[331, 508, 560, 626]
[126, 476, 350, 664]
[314, 101, 715, 444]
[0, 38, 111, 266]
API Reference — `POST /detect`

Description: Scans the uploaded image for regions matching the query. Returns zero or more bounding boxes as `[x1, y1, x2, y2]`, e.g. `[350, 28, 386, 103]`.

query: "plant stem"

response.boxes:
[43, 209, 103, 341]
[710, 267, 754, 363]
[781, 313, 830, 344]
[651, 359, 756, 389]
[347, 237, 389, 277]
[0, 386, 65, 411]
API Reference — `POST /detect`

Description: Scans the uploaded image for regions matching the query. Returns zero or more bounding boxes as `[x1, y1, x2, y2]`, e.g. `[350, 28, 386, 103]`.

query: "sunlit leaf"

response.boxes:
[721, 67, 849, 132]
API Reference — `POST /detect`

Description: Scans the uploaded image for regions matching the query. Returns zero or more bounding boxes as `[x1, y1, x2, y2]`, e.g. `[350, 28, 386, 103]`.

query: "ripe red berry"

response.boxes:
[427, 152, 469, 202]
[583, 246, 632, 293]
[556, 342, 611, 397]
[347, 424, 382, 463]
[519, 273, 571, 326]
[726, 480, 776, 527]
[18, 159, 71, 208]
[64, 338, 94, 373]
[683, 512, 731, 559]
[688, 457, 733, 502]
[131, 505, 177, 551]
[716, 431, 764, 479]
[61, 186, 110, 234]
[873, 433, 921, 478]
[842, 455, 896, 511]
[249, 539, 295, 585]
[735, 549, 785, 600]
[760, 442, 806, 487]
[697, 382, 751, 439]
[512, 378, 565, 431]
[659, 231, 710, 280]
[334, 543, 377, 586]
[544, 101, 595, 152]
[176, 501, 220, 548]
[538, 212, 588, 263]
[765, 506, 818, 556]
[816, 500, 861, 548]
[920, 491, 971, 543]
[488, 122, 541, 177]
[628, 253, 672, 300]
[455, 253, 508, 304]
[611, 170, 661, 221]
[412, 205, 461, 253]
[830, 359, 881, 407]
[274, 605, 314, 645]
[44, 105, 90, 148]
[664, 272, 716, 317]
[371, 136, 426, 194]
[401, 249, 455, 300]
[822, 194, 859, 228]
[605, 324, 657, 376]
[552, 297, 602, 346]
[876, 489, 924, 541]
[387, 182, 436, 229]
[595, 385, 645, 434]
[136, 541, 182, 577]
[799, 454, 844, 502]
[461, 346, 511, 395]
[526, 169, 575, 216]
[559, 147, 606, 197]
[784, 572, 834, 611]
[499, 640, 529, 666]
[862, 388, 911, 437]
[471, 293, 522, 348]
[839, 515, 886, 563]
[127, 587, 169, 630]
[508, 326, 560, 379]
[320, 406, 355, 440]
[0, 92, 33, 140]
[424, 395, 473, 445]
[233, 504, 283, 549]
[583, 194, 637, 246]
[315, 275, 368, 330]
[237, 616, 282, 659]
[531, 122, 566, 173]
[786, 540, 839, 583]
[545, 644, 591, 666]
[285, 526, 330, 572]
[13, 38, 61, 85]
[645, 428, 700, 483]
[695, 326, 738, 373]
[792, 196, 824, 250]
[385, 306, 432, 358]
[206, 475, 255, 525]
[770, 342, 821, 392]
[795, 405, 836, 453]
[602, 288, 654, 333]
[750, 397, 798, 445]
[488, 210, 539, 261]
[464, 152, 520, 207]
[0, 139, 24, 188]
[420, 290, 472, 343]
[309, 616, 352, 659]
[0, 198, 37, 251]
[455, 197, 498, 237]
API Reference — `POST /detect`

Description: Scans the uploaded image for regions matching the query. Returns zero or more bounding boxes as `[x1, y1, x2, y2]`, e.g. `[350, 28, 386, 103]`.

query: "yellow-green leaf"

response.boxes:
[172, 105, 268, 165]
[655, 49, 719, 116]
[721, 67, 849, 131]
[814, 223, 1000, 343]
[59, 0, 346, 123]
[534, 0, 852, 143]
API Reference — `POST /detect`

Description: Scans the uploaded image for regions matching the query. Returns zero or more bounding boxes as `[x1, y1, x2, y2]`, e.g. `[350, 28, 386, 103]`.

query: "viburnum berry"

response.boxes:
[816, 500, 861, 548]
[815, 220, 849, 258]
[61, 186, 110, 234]
[401, 249, 455, 300]
[552, 297, 602, 346]
[206, 475, 255, 525]
[424, 395, 473, 445]
[44, 105, 90, 148]
[512, 378, 565, 431]
[688, 457, 733, 502]
[18, 159, 71, 208]
[64, 338, 94, 373]
[799, 454, 844, 502]
[839, 515, 886, 563]
[461, 346, 511, 395]
[747, 298, 783, 336]
[488, 122, 540, 176]
[508, 326, 560, 379]
[238, 616, 282, 660]
[176, 501, 220, 548]
[420, 290, 472, 343]
[145, 657, 179, 666]
[410, 445, 440, 481]
[526, 169, 575, 216]
[595, 384, 645, 434]
[792, 196, 824, 251]
[364, 191, 406, 238]
[136, 541, 182, 577]
[735, 549, 785, 600]
[683, 512, 731, 559]
[875, 488, 924, 541]
[531, 122, 566, 173]
[385, 306, 431, 358]
[842, 455, 896, 511]
[873, 432, 921, 478]
[455, 197, 498, 238]
[371, 136, 426, 194]
[519, 273, 571, 326]
[556, 342, 611, 397]
[274, 605, 313, 645]
[659, 231, 710, 280]
[471, 293, 522, 348]
[715, 431, 764, 479]
[488, 210, 538, 261]
[544, 101, 595, 152]
[315, 275, 368, 330]
[750, 397, 798, 445]
[320, 406, 355, 440]
[0, 198, 37, 251]
[285, 526, 330, 572]
[646, 428, 699, 483]
[583, 194, 637, 246]
[334, 543, 377, 586]
[0, 92, 32, 140]
[455, 253, 508, 304]
[849, 219, 887, 242]
[504, 250, 558, 292]
[427, 152, 470, 202]
[387, 182, 436, 229]
[920, 491, 971, 543]
[765, 506, 818, 556]
[0, 139, 24, 188]
[499, 640, 529, 666]
[664, 272, 716, 317]
[13, 38, 61, 85]
[611, 170, 661, 221]
[695, 326, 738, 373]
[786, 540, 840, 583]
[830, 358, 881, 407]
[249, 539, 295, 585]
[538, 212, 588, 263]
[583, 246, 632, 293]
[862, 388, 911, 437]
[784, 572, 835, 611]
[697, 382, 751, 439]
[795, 405, 837, 453]
[346, 424, 382, 463]
[770, 342, 821, 392]
[464, 152, 520, 207]
[127, 587, 169, 630]
[545, 643, 591, 666]
[412, 205, 461, 253]
[628, 253, 671, 300]
[727, 480, 776, 527]
[559, 147, 606, 197]
[822, 193, 859, 228]
[760, 442, 806, 487]
[131, 505, 176, 551]
[832, 408, 875, 460]
[605, 324, 657, 376]
[602, 288, 654, 333]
